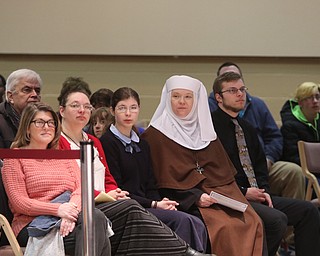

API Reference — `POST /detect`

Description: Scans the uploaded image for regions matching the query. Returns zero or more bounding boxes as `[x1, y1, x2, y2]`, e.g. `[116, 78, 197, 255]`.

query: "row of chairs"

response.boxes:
[1, 141, 320, 255]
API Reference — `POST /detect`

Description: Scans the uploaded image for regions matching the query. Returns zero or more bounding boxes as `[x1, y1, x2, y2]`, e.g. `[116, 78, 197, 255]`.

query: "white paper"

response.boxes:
[210, 191, 248, 212]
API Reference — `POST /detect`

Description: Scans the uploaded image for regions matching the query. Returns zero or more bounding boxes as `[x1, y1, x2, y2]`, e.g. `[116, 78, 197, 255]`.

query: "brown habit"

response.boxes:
[142, 127, 264, 256]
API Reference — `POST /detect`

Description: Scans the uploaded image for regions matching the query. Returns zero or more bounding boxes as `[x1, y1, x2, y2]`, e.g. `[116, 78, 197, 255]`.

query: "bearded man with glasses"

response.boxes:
[209, 63, 306, 253]
[209, 63, 305, 203]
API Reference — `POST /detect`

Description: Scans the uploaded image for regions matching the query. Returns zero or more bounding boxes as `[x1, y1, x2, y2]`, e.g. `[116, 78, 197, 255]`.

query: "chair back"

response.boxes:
[299, 141, 320, 173]
[298, 140, 320, 201]
[0, 166, 13, 246]
[0, 214, 23, 256]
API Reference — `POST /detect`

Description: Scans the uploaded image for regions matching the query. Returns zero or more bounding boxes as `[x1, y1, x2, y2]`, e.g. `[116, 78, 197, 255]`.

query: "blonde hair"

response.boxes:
[295, 82, 320, 101]
[11, 102, 61, 149]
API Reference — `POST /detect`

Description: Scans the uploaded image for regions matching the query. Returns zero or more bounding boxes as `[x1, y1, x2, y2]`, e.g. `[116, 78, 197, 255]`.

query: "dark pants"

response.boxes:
[251, 196, 320, 256]
[147, 207, 208, 253]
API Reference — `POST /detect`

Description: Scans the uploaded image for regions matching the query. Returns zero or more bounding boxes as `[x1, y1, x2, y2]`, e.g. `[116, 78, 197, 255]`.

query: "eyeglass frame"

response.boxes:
[220, 86, 248, 95]
[31, 119, 56, 128]
[115, 104, 140, 113]
[302, 94, 320, 102]
[11, 85, 41, 96]
[65, 103, 94, 112]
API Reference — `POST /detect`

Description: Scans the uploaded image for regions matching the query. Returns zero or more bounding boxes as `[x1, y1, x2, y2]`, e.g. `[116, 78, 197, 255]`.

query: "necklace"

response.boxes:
[62, 131, 84, 148]
[193, 152, 204, 174]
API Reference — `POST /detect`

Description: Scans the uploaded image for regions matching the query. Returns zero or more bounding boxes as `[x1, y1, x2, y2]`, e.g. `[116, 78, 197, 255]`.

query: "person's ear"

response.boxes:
[110, 107, 115, 116]
[6, 91, 14, 104]
[26, 125, 31, 142]
[215, 93, 223, 104]
[59, 106, 65, 118]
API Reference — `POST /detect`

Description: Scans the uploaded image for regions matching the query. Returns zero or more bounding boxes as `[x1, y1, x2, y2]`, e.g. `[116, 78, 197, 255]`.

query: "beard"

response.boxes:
[222, 101, 244, 114]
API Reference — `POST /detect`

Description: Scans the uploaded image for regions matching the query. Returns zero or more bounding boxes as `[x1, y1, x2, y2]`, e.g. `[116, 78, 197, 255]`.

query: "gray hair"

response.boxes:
[6, 69, 42, 100]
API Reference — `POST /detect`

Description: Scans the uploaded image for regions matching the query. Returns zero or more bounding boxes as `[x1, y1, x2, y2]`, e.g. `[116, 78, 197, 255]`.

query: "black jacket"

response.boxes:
[100, 128, 161, 208]
[280, 99, 320, 165]
[211, 107, 270, 195]
[0, 101, 20, 149]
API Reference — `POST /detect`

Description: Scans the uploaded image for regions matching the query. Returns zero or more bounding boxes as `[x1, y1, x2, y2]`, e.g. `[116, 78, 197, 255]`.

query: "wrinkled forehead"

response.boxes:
[166, 75, 200, 93]
[17, 77, 41, 87]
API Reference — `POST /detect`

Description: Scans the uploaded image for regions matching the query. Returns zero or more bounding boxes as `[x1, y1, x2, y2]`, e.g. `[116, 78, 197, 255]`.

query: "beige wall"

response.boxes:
[1, 55, 320, 125]
[1, 1, 320, 57]
[2, 0, 320, 125]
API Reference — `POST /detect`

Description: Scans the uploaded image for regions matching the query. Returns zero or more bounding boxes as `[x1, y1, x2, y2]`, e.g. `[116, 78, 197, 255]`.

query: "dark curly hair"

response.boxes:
[57, 77, 91, 107]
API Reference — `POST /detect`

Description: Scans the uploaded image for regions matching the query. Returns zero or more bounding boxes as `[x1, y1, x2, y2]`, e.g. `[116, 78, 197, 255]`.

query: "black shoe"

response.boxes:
[185, 246, 216, 256]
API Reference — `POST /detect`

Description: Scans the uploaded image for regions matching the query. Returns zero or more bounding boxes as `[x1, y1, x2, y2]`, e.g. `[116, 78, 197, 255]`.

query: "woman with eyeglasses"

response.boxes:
[100, 87, 209, 253]
[2, 102, 111, 255]
[58, 77, 209, 256]
[58, 77, 128, 198]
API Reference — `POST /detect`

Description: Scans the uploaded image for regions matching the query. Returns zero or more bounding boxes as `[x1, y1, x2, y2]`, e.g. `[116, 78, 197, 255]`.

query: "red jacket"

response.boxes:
[59, 134, 118, 196]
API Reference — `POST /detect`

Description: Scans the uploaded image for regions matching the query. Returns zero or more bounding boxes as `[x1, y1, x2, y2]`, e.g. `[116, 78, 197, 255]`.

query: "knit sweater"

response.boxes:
[2, 157, 81, 236]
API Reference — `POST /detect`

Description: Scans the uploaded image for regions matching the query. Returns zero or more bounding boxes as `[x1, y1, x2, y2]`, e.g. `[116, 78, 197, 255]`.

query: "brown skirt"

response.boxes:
[199, 181, 264, 256]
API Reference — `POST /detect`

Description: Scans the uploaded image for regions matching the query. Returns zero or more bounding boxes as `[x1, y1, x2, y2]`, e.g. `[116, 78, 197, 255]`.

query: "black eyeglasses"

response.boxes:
[303, 94, 320, 102]
[31, 119, 56, 128]
[220, 87, 248, 95]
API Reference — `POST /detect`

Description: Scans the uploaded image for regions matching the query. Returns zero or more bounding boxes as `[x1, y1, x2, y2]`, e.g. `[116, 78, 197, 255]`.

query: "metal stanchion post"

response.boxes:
[80, 141, 95, 256]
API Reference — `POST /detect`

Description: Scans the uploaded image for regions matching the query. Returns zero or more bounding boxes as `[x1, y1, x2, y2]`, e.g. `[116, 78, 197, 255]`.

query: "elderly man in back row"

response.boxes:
[0, 69, 42, 149]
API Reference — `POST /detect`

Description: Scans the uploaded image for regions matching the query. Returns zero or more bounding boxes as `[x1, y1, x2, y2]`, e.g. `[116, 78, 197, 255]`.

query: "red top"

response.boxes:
[59, 134, 118, 195]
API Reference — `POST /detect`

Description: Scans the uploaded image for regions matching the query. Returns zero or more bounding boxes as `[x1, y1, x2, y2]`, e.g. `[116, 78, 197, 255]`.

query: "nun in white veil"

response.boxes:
[150, 75, 216, 150]
[142, 75, 265, 256]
